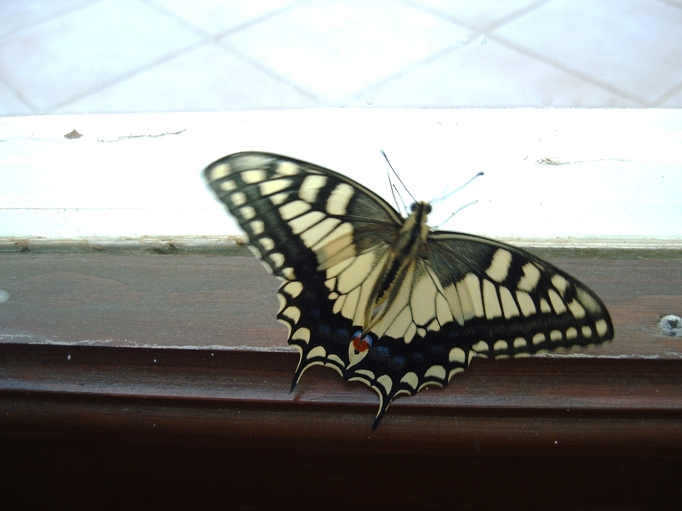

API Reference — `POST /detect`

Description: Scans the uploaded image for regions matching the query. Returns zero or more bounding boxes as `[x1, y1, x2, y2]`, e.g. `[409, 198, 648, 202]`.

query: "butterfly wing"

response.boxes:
[204, 152, 408, 406]
[426, 232, 614, 359]
[309, 231, 614, 428]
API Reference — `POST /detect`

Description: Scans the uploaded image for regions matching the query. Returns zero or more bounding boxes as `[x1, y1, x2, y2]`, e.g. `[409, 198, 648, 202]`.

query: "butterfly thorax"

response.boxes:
[363, 201, 432, 331]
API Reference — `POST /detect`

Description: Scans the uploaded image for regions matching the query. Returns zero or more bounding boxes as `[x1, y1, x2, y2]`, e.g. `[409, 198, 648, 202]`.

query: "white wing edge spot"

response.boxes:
[327, 354, 344, 366]
[532, 333, 545, 345]
[241, 169, 267, 184]
[425, 365, 446, 380]
[259, 237, 275, 251]
[377, 374, 393, 395]
[259, 178, 290, 196]
[270, 252, 285, 267]
[250, 220, 264, 235]
[275, 161, 300, 176]
[220, 180, 237, 192]
[292, 327, 311, 343]
[282, 281, 303, 298]
[472, 340, 488, 352]
[355, 369, 375, 380]
[307, 346, 326, 359]
[282, 306, 301, 323]
[209, 163, 230, 179]
[231, 191, 247, 207]
[401, 372, 419, 390]
[493, 340, 508, 351]
[448, 347, 466, 364]
[448, 367, 465, 381]
[239, 205, 256, 220]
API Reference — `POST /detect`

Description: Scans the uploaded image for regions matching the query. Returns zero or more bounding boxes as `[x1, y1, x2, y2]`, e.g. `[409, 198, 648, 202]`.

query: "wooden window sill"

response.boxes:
[1, 248, 681, 509]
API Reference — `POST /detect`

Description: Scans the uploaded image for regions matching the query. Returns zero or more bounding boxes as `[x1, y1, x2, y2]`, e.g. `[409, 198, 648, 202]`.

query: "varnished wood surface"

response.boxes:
[1, 250, 681, 509]
[1, 343, 681, 510]
[0, 251, 681, 356]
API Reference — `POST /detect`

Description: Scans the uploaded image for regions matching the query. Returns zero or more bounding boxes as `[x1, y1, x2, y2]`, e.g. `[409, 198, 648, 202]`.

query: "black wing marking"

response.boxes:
[204, 152, 401, 281]
[426, 232, 614, 359]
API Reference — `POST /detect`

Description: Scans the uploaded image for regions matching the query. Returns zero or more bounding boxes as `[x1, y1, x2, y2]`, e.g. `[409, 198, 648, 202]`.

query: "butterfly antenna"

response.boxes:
[393, 184, 410, 215]
[381, 151, 417, 205]
[386, 167, 401, 211]
[431, 171, 484, 205]
[433, 200, 479, 229]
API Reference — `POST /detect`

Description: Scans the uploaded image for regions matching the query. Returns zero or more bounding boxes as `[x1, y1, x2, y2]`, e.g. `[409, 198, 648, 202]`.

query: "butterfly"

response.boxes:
[204, 152, 614, 429]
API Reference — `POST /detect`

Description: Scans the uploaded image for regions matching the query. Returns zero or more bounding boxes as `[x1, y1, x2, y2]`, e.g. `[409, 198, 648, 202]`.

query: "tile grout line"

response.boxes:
[136, 0, 213, 38]
[0, 76, 39, 115]
[46, 42, 216, 113]
[0, 0, 103, 43]
[486, 33, 648, 107]
[208, 0, 315, 40]
[386, 0, 645, 108]
[48, 0, 318, 113]
[140, 0, 316, 42]
[653, 80, 682, 106]
[215, 42, 323, 106]
[2, 0, 675, 113]
[653, 0, 682, 11]
[401, 0, 555, 34]
[341, 39, 477, 106]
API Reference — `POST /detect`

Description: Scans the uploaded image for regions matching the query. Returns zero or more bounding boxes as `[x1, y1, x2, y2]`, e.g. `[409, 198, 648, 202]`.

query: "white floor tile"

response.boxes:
[0, 0, 96, 38]
[222, 0, 473, 104]
[0, 80, 34, 116]
[492, 0, 682, 104]
[660, 88, 682, 107]
[0, 0, 680, 114]
[145, 0, 304, 35]
[347, 39, 640, 108]
[0, 0, 202, 112]
[54, 44, 320, 113]
[408, 0, 547, 29]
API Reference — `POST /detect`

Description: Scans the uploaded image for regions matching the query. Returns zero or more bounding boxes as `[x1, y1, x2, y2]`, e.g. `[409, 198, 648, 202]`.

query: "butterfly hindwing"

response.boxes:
[205, 152, 614, 429]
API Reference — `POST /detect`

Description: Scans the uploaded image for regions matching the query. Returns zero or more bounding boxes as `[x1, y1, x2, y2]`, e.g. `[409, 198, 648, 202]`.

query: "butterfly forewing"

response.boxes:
[205, 153, 400, 280]
[204, 152, 614, 429]
[426, 233, 614, 358]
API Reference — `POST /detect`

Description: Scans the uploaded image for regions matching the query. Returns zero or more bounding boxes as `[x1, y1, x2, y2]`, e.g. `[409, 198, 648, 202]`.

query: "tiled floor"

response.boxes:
[1, 0, 682, 116]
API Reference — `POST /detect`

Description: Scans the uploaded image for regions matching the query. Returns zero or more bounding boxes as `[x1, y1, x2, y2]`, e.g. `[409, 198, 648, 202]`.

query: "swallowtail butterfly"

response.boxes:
[204, 152, 614, 429]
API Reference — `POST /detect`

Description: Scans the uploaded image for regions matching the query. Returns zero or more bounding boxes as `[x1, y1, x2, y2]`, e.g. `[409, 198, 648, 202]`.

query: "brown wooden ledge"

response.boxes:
[1, 249, 681, 510]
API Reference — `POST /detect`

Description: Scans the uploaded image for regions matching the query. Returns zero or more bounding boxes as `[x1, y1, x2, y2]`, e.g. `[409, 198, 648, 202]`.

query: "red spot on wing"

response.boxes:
[352, 332, 372, 353]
